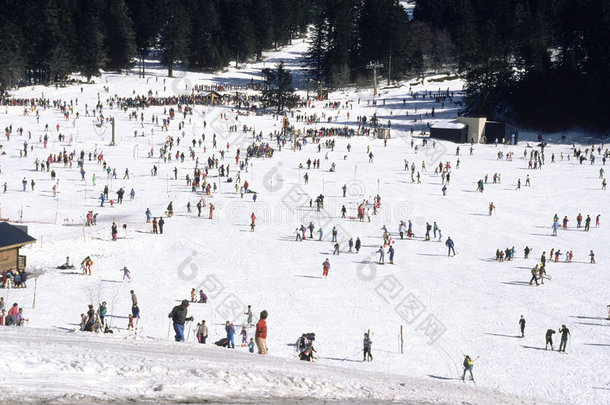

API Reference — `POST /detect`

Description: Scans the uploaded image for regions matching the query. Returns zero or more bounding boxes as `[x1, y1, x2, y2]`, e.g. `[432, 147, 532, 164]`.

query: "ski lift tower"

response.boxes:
[109, 117, 116, 146]
[367, 61, 384, 97]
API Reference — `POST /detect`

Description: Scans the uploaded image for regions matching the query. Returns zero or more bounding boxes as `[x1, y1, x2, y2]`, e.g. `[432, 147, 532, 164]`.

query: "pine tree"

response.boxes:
[251, 0, 273, 61]
[103, 0, 136, 72]
[159, 3, 190, 77]
[75, 0, 106, 82]
[262, 62, 297, 113]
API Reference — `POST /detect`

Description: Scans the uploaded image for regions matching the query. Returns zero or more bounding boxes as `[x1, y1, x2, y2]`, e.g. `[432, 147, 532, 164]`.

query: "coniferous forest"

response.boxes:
[0, 0, 608, 131]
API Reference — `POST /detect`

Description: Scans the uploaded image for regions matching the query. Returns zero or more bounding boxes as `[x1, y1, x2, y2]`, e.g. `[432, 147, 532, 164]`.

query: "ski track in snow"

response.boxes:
[0, 39, 608, 405]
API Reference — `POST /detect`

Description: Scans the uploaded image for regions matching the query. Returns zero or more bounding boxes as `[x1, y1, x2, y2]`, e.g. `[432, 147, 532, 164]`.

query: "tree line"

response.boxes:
[1, 0, 606, 130]
[414, 0, 610, 131]
[0, 0, 311, 88]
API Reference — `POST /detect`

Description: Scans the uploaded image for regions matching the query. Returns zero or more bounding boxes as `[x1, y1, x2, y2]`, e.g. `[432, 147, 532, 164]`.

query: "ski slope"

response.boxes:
[0, 39, 608, 404]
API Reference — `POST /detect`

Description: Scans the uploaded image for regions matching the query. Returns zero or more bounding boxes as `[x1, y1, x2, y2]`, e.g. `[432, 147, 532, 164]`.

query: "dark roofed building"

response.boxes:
[0, 222, 36, 271]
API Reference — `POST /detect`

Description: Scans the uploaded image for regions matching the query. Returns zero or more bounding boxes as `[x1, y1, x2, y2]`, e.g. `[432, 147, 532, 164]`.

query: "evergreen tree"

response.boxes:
[75, 0, 106, 81]
[103, 0, 136, 72]
[187, 0, 227, 70]
[262, 62, 297, 113]
[159, 2, 190, 77]
[251, 0, 274, 60]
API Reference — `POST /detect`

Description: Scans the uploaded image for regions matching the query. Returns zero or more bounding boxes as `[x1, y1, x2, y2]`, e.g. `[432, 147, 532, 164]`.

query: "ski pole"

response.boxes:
[186, 320, 192, 341]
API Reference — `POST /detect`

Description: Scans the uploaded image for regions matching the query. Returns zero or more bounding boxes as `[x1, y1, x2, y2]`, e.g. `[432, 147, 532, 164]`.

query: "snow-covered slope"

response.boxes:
[0, 40, 608, 404]
[0, 327, 554, 404]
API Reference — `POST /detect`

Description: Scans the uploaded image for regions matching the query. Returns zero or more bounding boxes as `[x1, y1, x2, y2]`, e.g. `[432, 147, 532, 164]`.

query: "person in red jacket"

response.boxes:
[7, 303, 19, 326]
[322, 258, 330, 278]
[255, 310, 268, 355]
[250, 212, 256, 231]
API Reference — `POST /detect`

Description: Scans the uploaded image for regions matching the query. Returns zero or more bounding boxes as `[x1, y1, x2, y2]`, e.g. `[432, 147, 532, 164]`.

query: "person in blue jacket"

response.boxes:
[445, 237, 456, 256]
[388, 245, 395, 264]
[225, 321, 236, 348]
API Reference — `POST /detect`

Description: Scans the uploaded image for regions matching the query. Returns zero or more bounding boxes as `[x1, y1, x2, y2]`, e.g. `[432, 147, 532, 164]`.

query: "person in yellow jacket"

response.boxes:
[462, 355, 475, 381]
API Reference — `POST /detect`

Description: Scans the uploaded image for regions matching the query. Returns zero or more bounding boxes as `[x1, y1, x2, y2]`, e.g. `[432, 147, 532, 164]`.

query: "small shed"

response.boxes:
[0, 222, 36, 272]
[375, 128, 391, 139]
[484, 121, 519, 145]
[457, 117, 487, 143]
[201, 91, 222, 104]
[430, 122, 468, 143]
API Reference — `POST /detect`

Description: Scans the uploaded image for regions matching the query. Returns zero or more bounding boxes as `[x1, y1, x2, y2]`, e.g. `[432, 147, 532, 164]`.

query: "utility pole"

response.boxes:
[367, 61, 384, 96]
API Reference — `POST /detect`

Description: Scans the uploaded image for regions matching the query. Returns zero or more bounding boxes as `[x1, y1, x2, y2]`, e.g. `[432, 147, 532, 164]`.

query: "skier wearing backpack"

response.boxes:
[462, 355, 475, 381]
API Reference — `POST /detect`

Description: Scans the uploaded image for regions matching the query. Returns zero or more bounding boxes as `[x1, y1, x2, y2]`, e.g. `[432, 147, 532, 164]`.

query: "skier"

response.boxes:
[524, 246, 531, 259]
[248, 338, 255, 353]
[355, 237, 361, 253]
[584, 215, 591, 231]
[489, 202, 495, 216]
[519, 315, 526, 338]
[322, 258, 330, 278]
[529, 265, 540, 286]
[558, 325, 570, 352]
[388, 245, 395, 264]
[168, 300, 193, 342]
[225, 321, 236, 349]
[445, 237, 456, 256]
[158, 217, 165, 234]
[377, 246, 385, 264]
[250, 212, 256, 231]
[589, 250, 595, 264]
[120, 266, 131, 282]
[462, 355, 475, 381]
[545, 328, 556, 350]
[244, 305, 253, 326]
[363, 333, 373, 362]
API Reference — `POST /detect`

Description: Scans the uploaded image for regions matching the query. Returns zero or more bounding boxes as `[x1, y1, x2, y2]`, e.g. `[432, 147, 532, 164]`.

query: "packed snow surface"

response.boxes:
[0, 39, 608, 404]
